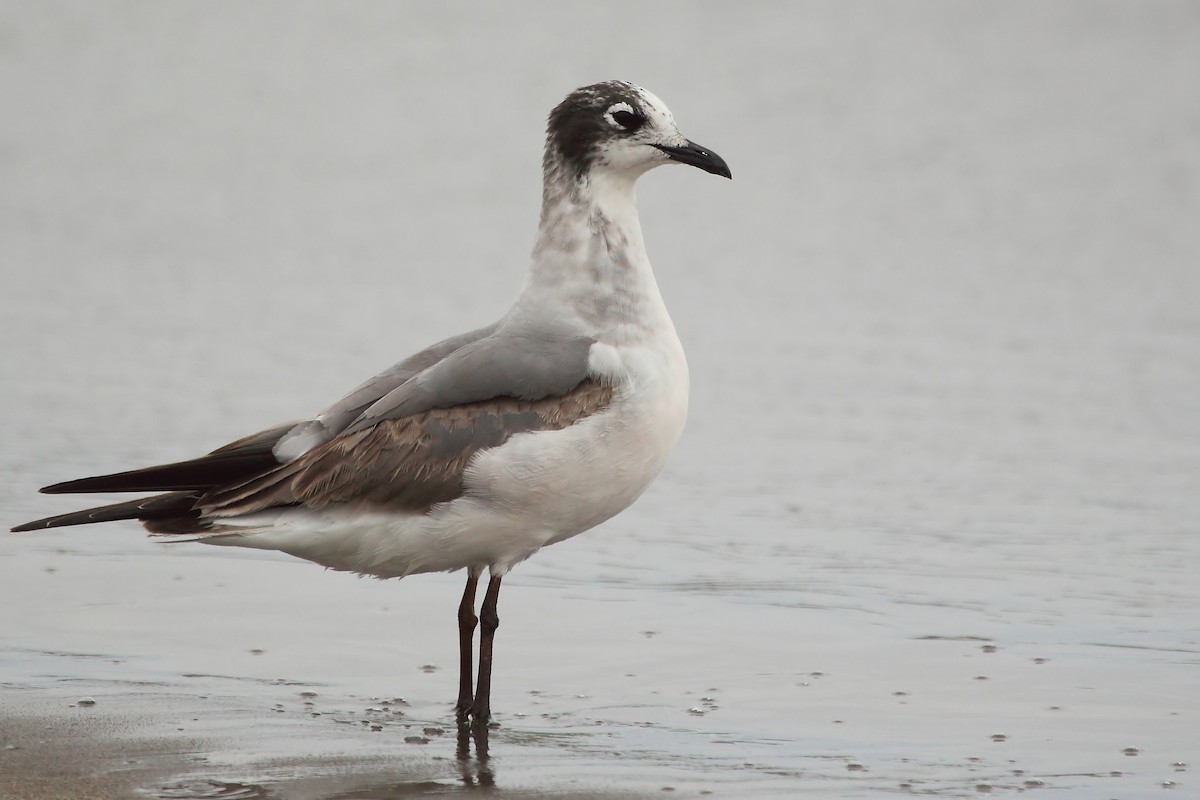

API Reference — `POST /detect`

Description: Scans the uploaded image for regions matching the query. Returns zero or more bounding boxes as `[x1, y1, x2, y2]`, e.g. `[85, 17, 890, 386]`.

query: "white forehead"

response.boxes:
[629, 84, 677, 128]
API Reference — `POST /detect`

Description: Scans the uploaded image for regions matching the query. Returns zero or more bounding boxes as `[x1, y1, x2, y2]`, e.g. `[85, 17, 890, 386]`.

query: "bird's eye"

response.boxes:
[611, 109, 643, 130]
[606, 104, 645, 132]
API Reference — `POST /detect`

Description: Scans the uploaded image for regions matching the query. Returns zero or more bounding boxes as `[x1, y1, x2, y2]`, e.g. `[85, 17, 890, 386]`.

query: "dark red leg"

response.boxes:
[455, 568, 481, 721]
[470, 574, 502, 724]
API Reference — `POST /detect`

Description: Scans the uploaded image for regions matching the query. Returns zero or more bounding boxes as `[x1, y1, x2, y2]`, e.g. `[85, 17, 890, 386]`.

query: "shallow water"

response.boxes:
[2, 2, 1199, 798]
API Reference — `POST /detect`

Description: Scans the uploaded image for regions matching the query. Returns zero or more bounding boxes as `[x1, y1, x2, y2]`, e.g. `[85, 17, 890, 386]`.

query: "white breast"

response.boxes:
[461, 332, 689, 556]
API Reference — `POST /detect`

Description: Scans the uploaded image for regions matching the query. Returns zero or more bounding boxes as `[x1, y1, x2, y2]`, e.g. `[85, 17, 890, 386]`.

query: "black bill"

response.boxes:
[653, 140, 732, 179]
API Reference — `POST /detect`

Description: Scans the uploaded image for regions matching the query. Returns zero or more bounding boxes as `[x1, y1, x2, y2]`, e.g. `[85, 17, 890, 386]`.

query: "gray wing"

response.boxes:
[203, 329, 601, 517]
[343, 330, 597, 434]
[18, 323, 607, 535]
[319, 323, 501, 432]
[41, 324, 506, 493]
[201, 379, 613, 518]
[272, 323, 499, 460]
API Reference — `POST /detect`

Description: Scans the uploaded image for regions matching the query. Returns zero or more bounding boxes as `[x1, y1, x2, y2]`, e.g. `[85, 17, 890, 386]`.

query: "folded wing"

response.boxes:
[12, 328, 610, 536]
[201, 379, 613, 520]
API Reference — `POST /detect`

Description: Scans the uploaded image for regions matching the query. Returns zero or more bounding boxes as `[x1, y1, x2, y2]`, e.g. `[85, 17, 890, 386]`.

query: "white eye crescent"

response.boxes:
[604, 102, 644, 131]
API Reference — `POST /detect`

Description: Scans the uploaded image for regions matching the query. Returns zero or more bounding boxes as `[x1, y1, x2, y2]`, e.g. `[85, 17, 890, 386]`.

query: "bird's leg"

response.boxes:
[455, 567, 481, 722]
[470, 574, 503, 724]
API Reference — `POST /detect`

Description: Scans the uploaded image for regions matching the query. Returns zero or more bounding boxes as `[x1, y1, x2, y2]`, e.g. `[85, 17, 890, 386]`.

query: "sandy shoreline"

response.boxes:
[0, 688, 660, 800]
[1, 695, 205, 800]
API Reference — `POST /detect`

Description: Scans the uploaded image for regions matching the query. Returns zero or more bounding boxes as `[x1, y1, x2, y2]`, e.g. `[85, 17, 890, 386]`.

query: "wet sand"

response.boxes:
[3, 534, 1196, 797]
[1, 690, 653, 799]
[1, 700, 202, 800]
[3, 2, 1199, 798]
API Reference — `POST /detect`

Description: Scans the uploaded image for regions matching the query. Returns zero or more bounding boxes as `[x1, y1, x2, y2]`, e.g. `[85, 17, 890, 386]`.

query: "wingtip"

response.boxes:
[40, 479, 89, 494]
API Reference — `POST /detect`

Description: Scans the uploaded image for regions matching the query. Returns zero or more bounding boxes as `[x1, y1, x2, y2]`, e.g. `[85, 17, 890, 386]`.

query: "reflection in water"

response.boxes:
[287, 724, 496, 798]
[152, 723, 502, 798]
[324, 780, 485, 798]
[457, 721, 496, 790]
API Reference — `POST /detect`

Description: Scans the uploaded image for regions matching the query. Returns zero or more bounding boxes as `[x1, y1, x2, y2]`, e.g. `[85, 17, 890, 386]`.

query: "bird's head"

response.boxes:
[545, 81, 731, 184]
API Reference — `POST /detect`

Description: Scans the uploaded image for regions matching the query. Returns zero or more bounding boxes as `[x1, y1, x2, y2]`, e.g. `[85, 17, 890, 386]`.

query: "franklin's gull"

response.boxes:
[13, 80, 731, 724]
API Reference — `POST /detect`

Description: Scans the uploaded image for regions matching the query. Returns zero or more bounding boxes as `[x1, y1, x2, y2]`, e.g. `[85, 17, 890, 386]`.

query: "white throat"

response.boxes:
[513, 162, 671, 344]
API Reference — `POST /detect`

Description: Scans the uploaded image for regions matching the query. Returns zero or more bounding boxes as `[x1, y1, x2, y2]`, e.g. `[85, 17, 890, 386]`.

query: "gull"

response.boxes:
[12, 80, 730, 724]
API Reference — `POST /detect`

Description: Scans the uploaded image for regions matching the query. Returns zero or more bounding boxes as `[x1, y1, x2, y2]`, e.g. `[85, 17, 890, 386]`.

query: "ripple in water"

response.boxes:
[155, 779, 271, 799]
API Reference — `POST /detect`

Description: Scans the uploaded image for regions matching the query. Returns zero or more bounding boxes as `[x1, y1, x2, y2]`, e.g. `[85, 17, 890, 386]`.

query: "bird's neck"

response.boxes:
[514, 163, 671, 342]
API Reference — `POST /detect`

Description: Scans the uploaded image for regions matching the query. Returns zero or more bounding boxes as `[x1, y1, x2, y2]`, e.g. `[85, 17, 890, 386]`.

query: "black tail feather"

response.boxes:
[11, 491, 201, 533]
[14, 421, 300, 534]
[38, 420, 301, 495]
[40, 452, 279, 495]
